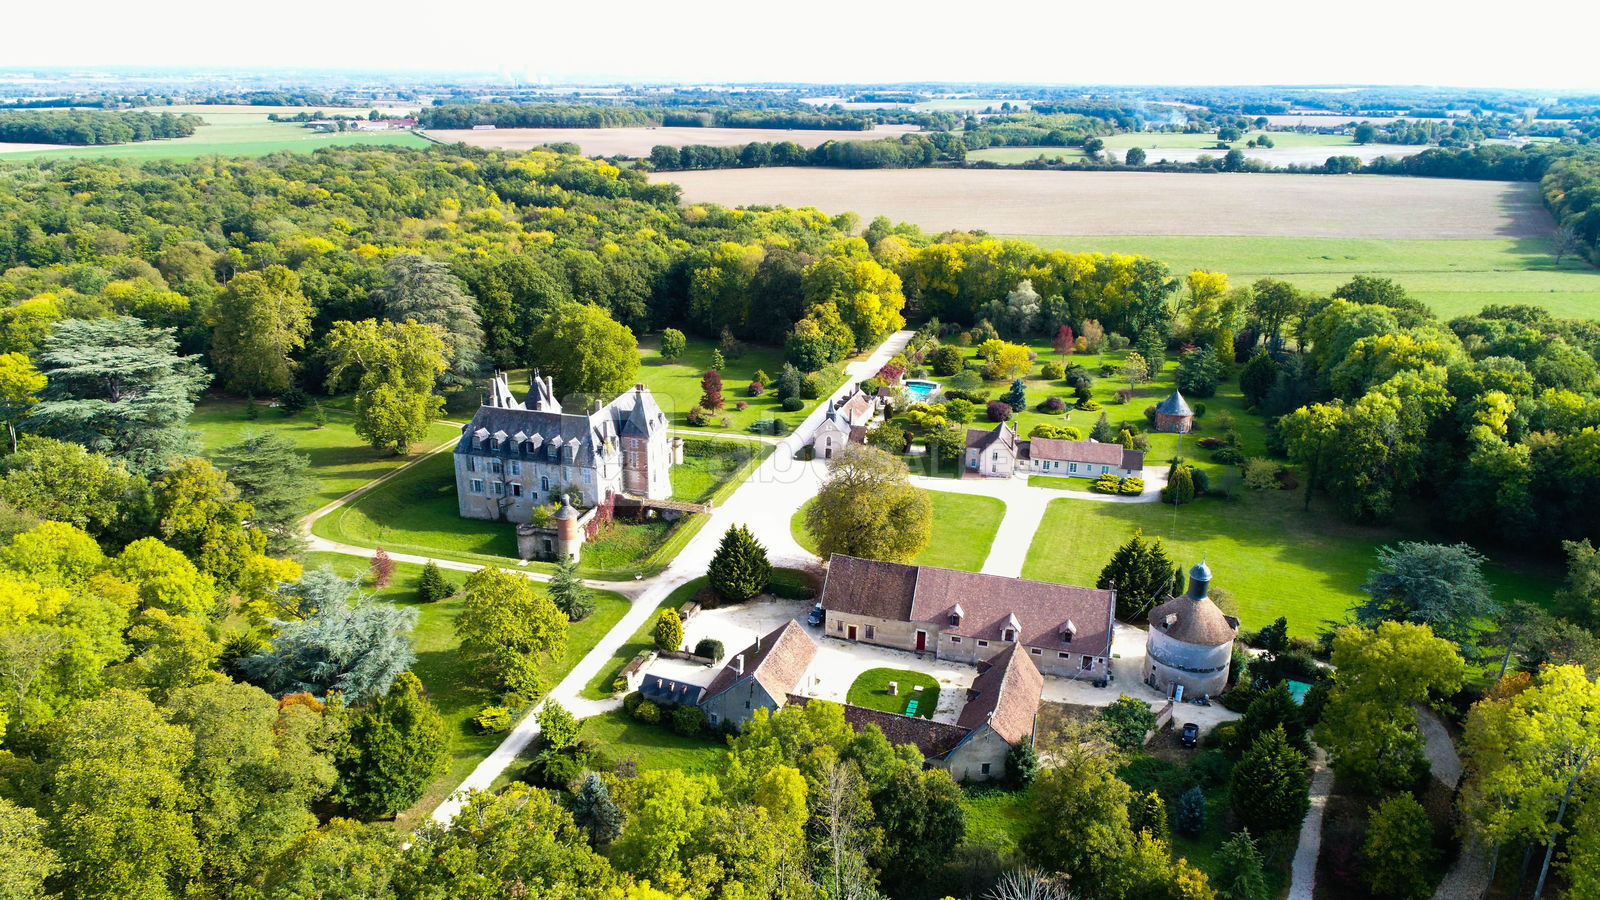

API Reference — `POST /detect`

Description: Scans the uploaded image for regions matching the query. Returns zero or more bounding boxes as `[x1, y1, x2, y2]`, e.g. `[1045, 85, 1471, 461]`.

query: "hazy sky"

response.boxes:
[9, 0, 1598, 91]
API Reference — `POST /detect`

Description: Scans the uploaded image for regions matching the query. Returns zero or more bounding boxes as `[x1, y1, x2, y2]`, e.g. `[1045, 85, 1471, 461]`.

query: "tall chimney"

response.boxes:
[735, 654, 745, 675]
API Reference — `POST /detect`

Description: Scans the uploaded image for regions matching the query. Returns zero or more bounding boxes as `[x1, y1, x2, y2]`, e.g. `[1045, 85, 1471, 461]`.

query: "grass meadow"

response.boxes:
[636, 332, 846, 433]
[1012, 234, 1600, 320]
[791, 491, 1005, 572]
[189, 400, 462, 514]
[300, 551, 630, 831]
[0, 108, 431, 161]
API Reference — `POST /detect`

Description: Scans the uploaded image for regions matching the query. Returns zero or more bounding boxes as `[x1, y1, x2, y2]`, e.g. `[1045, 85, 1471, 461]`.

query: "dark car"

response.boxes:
[1180, 722, 1200, 748]
[807, 603, 825, 627]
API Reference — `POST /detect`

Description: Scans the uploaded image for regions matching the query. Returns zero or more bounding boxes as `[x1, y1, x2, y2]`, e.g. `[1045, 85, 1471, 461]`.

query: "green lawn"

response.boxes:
[638, 333, 847, 433]
[960, 788, 1031, 852]
[577, 707, 726, 774]
[189, 400, 462, 515]
[670, 438, 764, 505]
[846, 667, 940, 719]
[790, 491, 1003, 572]
[300, 551, 629, 831]
[1, 110, 431, 161]
[1028, 474, 1097, 494]
[1008, 235, 1600, 321]
[1020, 490, 1561, 637]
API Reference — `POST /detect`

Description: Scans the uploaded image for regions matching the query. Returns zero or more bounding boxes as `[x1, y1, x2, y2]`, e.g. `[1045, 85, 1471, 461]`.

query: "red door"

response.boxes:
[916, 631, 927, 651]
[847, 625, 857, 641]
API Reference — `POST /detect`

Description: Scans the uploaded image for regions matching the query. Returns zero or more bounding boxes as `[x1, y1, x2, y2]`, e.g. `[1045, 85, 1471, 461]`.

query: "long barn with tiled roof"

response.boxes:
[819, 555, 1116, 679]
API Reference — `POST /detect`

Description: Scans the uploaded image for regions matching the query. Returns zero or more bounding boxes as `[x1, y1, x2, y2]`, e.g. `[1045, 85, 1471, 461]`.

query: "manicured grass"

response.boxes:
[577, 707, 726, 774]
[1009, 234, 1600, 320]
[846, 667, 940, 719]
[1028, 474, 1096, 494]
[1020, 490, 1561, 637]
[1, 110, 431, 161]
[189, 400, 462, 514]
[960, 788, 1031, 852]
[638, 333, 847, 433]
[790, 491, 1003, 572]
[300, 551, 629, 831]
[670, 438, 764, 504]
[581, 577, 707, 700]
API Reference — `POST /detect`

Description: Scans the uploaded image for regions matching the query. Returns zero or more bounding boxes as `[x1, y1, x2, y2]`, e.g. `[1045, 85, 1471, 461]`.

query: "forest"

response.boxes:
[416, 103, 877, 131]
[0, 110, 202, 145]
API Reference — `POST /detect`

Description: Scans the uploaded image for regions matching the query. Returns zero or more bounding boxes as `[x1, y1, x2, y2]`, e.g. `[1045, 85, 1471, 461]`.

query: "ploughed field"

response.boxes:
[653, 167, 1551, 240]
[428, 123, 925, 157]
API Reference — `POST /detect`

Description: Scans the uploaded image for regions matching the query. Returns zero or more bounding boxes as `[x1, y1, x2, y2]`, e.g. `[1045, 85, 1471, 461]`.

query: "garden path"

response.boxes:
[1287, 746, 1334, 900]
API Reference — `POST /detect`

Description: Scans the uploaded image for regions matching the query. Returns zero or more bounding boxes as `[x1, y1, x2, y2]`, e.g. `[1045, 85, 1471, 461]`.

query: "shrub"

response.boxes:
[694, 638, 725, 661]
[752, 369, 771, 386]
[623, 691, 644, 715]
[781, 396, 804, 412]
[747, 381, 764, 397]
[416, 560, 452, 603]
[686, 406, 711, 426]
[611, 678, 628, 695]
[1119, 477, 1145, 495]
[1076, 398, 1102, 411]
[473, 705, 512, 734]
[1006, 740, 1039, 788]
[944, 397, 976, 422]
[929, 345, 964, 376]
[1177, 786, 1207, 836]
[1040, 362, 1064, 380]
[1190, 467, 1211, 494]
[735, 400, 748, 412]
[1092, 474, 1123, 494]
[1194, 401, 1207, 417]
[985, 400, 1012, 422]
[1042, 396, 1066, 413]
[801, 372, 824, 399]
[1198, 437, 1224, 450]
[1107, 333, 1131, 351]
[1243, 458, 1283, 490]
[653, 609, 683, 652]
[1143, 405, 1158, 426]
[527, 749, 582, 790]
[632, 700, 661, 724]
[660, 328, 687, 359]
[672, 705, 706, 736]
[1212, 446, 1245, 465]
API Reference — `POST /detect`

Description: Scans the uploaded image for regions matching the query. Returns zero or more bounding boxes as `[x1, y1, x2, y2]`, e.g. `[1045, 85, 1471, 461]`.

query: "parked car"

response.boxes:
[807, 603, 825, 627]
[1180, 722, 1200, 748]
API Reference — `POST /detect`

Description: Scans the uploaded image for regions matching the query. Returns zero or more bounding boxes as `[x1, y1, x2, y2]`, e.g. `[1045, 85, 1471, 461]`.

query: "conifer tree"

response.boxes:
[571, 772, 623, 846]
[416, 560, 451, 603]
[1215, 829, 1270, 900]
[1229, 726, 1310, 835]
[340, 671, 448, 817]
[653, 608, 683, 653]
[222, 431, 315, 557]
[1004, 378, 1026, 412]
[1176, 786, 1207, 836]
[707, 524, 772, 602]
[1096, 529, 1179, 619]
[549, 555, 595, 621]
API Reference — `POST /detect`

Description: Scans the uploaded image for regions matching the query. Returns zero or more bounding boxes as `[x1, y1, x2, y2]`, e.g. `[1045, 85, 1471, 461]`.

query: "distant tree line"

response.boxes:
[416, 103, 874, 131]
[0, 110, 202, 145]
[646, 133, 965, 171]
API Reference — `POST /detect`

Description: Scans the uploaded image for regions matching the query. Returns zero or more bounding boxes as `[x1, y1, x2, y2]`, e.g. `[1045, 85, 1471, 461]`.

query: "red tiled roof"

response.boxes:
[702, 620, 817, 703]
[821, 556, 1115, 656]
[787, 695, 971, 758]
[956, 644, 1044, 745]
[1027, 438, 1144, 470]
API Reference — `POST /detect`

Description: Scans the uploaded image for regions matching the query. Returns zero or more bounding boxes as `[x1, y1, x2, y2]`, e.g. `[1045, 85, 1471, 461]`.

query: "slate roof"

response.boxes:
[966, 422, 1019, 453]
[787, 695, 970, 758]
[702, 620, 817, 704]
[454, 381, 667, 466]
[1027, 437, 1144, 470]
[1156, 390, 1194, 417]
[639, 675, 706, 707]
[955, 644, 1044, 745]
[820, 556, 1116, 656]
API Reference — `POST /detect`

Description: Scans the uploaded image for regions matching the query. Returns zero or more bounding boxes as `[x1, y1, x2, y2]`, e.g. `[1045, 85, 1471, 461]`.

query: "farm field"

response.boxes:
[656, 168, 1550, 240]
[1012, 234, 1600, 320]
[189, 400, 463, 515]
[428, 123, 923, 157]
[1019, 492, 1560, 637]
[971, 130, 1426, 167]
[0, 107, 430, 160]
[791, 491, 1004, 572]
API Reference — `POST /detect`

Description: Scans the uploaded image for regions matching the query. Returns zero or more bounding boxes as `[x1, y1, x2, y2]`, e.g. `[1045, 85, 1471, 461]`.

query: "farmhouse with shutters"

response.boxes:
[454, 372, 677, 522]
[819, 555, 1116, 679]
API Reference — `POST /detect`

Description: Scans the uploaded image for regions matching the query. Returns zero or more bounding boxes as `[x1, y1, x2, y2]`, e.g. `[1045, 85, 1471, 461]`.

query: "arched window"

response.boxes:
[540, 475, 549, 491]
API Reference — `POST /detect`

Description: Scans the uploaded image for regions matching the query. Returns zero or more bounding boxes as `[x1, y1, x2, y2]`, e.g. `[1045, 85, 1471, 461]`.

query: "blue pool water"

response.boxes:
[905, 380, 939, 399]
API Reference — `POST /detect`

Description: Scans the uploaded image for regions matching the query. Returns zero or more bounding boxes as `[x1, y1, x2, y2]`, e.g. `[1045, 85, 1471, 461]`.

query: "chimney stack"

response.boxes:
[735, 654, 745, 675]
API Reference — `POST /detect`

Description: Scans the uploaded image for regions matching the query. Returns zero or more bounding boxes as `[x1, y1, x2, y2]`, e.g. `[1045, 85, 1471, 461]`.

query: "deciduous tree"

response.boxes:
[806, 443, 932, 563]
[210, 265, 313, 394]
[527, 301, 639, 398]
[371, 255, 483, 388]
[456, 567, 566, 696]
[340, 671, 448, 818]
[1362, 792, 1435, 899]
[324, 319, 446, 455]
[0, 352, 45, 454]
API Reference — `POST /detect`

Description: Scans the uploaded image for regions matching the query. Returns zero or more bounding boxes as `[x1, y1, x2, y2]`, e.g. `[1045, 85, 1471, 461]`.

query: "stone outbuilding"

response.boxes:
[1154, 390, 1194, 434]
[699, 620, 819, 730]
[965, 422, 1022, 477]
[1145, 560, 1239, 700]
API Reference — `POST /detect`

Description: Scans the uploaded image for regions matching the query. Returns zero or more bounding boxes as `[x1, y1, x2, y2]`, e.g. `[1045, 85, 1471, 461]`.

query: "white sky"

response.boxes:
[8, 0, 1599, 91]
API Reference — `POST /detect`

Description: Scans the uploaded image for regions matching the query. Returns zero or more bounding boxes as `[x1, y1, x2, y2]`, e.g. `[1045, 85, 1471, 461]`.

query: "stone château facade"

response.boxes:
[454, 373, 676, 522]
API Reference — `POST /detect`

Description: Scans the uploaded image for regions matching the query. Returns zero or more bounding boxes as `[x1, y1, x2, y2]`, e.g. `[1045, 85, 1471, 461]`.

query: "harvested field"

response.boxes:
[655, 168, 1552, 240]
[429, 124, 924, 157]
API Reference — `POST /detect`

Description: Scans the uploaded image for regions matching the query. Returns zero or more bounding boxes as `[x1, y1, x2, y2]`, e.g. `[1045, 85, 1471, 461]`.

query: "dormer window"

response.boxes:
[1061, 619, 1076, 644]
[949, 603, 964, 627]
[1003, 628, 1016, 642]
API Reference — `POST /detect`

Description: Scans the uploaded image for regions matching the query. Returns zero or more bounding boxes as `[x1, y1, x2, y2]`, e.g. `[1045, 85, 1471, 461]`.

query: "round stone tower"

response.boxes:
[1145, 559, 1239, 700]
[1154, 390, 1194, 434]
[555, 494, 583, 563]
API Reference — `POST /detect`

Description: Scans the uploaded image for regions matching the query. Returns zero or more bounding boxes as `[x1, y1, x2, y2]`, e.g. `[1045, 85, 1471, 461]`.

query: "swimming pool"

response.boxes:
[904, 379, 941, 400]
